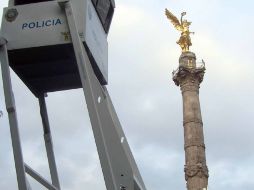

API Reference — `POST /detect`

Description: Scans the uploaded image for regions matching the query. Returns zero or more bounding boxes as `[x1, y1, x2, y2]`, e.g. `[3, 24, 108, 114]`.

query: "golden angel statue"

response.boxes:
[165, 9, 194, 52]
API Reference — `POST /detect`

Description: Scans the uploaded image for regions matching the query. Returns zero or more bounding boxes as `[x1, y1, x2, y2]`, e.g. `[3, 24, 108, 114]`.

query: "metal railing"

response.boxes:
[196, 59, 206, 69]
[172, 59, 205, 78]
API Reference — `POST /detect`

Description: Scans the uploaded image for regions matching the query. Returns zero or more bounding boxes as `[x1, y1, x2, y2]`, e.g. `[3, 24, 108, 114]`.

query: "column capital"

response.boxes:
[172, 52, 205, 87]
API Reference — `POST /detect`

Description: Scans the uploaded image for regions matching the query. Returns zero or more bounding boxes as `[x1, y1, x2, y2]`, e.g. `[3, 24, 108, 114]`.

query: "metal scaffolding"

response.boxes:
[0, 1, 146, 190]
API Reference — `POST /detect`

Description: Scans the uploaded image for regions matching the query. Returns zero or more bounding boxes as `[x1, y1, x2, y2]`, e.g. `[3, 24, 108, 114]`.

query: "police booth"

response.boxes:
[0, 0, 146, 190]
[2, 0, 114, 96]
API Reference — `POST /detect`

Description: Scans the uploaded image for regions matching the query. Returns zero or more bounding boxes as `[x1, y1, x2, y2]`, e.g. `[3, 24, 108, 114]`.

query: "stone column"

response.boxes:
[173, 52, 209, 190]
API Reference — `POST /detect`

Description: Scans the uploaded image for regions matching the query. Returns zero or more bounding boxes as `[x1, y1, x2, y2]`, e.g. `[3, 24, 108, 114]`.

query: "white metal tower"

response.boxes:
[0, 1, 147, 190]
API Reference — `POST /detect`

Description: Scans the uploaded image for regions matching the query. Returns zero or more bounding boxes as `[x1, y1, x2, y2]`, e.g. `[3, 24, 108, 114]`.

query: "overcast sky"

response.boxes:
[1, 0, 254, 190]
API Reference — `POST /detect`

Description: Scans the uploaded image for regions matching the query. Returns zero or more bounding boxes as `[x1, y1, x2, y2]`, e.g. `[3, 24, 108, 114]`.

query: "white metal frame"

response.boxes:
[0, 1, 146, 190]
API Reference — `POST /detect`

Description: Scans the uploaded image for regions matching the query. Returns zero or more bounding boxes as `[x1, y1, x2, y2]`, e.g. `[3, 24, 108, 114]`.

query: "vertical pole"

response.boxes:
[0, 38, 29, 190]
[173, 52, 208, 190]
[38, 95, 61, 190]
[181, 80, 208, 190]
[8, 0, 15, 6]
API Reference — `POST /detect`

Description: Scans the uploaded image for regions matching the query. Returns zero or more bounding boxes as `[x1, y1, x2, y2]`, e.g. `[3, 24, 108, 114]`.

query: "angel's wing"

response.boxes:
[165, 9, 182, 31]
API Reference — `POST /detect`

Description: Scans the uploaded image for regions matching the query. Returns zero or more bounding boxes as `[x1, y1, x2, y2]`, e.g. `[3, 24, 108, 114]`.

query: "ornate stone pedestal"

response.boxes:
[173, 52, 208, 190]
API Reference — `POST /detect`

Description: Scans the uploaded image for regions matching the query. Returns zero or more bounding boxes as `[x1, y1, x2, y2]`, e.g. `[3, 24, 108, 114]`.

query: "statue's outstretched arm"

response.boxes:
[181, 12, 186, 25]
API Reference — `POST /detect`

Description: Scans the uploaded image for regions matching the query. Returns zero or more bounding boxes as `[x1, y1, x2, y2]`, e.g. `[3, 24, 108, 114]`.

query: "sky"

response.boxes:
[1, 0, 254, 190]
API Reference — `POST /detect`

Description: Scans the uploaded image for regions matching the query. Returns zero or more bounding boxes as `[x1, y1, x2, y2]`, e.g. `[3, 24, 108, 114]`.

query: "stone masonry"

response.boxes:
[173, 52, 209, 190]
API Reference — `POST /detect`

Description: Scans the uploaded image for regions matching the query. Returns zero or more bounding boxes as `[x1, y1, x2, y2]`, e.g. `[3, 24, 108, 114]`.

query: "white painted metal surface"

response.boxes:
[0, 1, 147, 190]
[1, 0, 108, 83]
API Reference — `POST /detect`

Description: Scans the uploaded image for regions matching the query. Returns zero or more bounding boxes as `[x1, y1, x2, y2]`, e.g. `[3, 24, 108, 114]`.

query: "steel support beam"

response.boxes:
[24, 164, 58, 190]
[38, 95, 61, 190]
[61, 2, 146, 190]
[103, 87, 146, 190]
[8, 0, 14, 6]
[0, 38, 29, 190]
